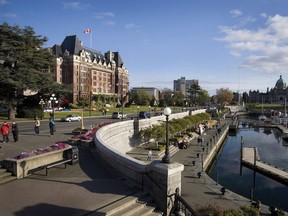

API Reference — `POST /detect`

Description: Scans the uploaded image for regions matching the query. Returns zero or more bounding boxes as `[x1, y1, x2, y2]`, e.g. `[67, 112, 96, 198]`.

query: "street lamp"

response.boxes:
[39, 99, 45, 119]
[149, 106, 151, 118]
[49, 93, 58, 117]
[162, 107, 172, 163]
[137, 106, 140, 118]
[39, 99, 45, 109]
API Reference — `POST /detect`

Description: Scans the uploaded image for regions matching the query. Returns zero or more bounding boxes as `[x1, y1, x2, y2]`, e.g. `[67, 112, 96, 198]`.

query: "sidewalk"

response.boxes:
[171, 118, 271, 214]
[0, 117, 272, 215]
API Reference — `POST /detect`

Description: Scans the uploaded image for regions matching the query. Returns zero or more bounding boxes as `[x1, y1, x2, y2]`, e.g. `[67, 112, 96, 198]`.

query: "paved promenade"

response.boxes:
[0, 118, 274, 215]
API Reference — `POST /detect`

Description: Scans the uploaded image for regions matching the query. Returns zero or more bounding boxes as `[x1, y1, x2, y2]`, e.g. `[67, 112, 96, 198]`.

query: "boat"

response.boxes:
[259, 115, 267, 121]
[259, 98, 267, 121]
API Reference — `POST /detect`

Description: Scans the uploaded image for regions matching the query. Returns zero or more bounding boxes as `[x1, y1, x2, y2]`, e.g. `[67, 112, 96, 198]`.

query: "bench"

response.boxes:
[43, 159, 72, 176]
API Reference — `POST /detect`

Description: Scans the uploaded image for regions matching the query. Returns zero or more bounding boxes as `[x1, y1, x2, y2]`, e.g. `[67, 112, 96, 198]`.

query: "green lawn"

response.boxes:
[0, 105, 163, 121]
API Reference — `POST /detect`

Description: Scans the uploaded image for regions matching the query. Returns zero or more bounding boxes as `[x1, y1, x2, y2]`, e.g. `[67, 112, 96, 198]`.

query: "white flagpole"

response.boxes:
[90, 31, 92, 49]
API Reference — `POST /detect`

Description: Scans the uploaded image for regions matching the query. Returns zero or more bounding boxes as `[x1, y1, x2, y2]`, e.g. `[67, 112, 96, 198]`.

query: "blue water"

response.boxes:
[207, 126, 288, 211]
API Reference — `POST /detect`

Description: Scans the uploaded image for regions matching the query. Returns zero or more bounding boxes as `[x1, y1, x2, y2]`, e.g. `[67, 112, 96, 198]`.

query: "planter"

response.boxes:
[4, 143, 72, 179]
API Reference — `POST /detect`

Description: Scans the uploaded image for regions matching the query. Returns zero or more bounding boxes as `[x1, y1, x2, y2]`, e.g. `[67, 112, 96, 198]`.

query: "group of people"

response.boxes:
[0, 121, 18, 143]
[34, 117, 57, 136]
[0, 117, 57, 144]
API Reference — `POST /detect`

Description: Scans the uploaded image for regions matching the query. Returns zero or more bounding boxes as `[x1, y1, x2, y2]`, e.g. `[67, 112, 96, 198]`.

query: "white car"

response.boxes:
[44, 108, 53, 113]
[61, 114, 81, 122]
[112, 112, 127, 119]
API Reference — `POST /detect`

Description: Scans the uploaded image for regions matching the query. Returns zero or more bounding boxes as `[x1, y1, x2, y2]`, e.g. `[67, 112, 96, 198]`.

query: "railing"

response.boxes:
[169, 188, 198, 216]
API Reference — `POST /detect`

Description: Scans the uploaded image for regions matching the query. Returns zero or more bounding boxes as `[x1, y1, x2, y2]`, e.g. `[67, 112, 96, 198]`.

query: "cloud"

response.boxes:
[3, 13, 16, 18]
[125, 23, 139, 30]
[94, 12, 115, 19]
[230, 9, 242, 17]
[217, 14, 288, 74]
[62, 1, 89, 10]
[102, 21, 115, 26]
[0, 0, 8, 5]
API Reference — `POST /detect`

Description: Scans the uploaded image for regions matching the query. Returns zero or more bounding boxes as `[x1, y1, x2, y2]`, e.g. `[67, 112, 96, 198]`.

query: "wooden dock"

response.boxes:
[241, 147, 288, 185]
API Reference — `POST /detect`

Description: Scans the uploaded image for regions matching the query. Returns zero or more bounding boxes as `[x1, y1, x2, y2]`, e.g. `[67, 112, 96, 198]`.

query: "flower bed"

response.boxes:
[13, 142, 70, 160]
[69, 122, 112, 144]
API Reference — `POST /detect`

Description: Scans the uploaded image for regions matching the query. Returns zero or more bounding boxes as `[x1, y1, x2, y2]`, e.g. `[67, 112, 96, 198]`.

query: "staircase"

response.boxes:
[0, 167, 17, 185]
[127, 145, 179, 162]
[92, 192, 163, 216]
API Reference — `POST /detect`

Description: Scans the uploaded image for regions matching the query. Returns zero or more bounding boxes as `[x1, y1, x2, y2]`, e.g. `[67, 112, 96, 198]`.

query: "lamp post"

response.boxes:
[149, 106, 151, 118]
[137, 106, 140, 118]
[39, 99, 45, 119]
[162, 107, 172, 163]
[39, 99, 45, 109]
[49, 94, 58, 118]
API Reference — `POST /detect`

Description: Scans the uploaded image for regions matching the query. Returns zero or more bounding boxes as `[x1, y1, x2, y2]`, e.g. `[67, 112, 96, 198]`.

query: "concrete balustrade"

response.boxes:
[94, 109, 206, 213]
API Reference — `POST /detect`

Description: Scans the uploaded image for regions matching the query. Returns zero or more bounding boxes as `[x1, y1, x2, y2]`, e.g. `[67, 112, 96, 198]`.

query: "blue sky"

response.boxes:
[1, 0, 288, 96]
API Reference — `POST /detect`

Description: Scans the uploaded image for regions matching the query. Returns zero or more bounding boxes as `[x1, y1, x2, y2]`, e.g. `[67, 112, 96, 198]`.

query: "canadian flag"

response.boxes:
[84, 28, 92, 33]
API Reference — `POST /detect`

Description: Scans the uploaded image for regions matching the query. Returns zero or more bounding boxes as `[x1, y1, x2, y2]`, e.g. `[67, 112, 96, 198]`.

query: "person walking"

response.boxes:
[11, 121, 19, 142]
[1, 122, 10, 143]
[147, 150, 152, 161]
[49, 119, 56, 136]
[34, 117, 40, 135]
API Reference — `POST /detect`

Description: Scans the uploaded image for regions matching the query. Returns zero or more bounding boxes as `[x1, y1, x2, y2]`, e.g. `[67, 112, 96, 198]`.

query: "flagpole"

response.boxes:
[90, 31, 92, 49]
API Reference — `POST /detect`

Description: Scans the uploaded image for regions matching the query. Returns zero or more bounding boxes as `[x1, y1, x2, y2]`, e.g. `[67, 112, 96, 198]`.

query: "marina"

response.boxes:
[208, 126, 288, 212]
[241, 147, 288, 185]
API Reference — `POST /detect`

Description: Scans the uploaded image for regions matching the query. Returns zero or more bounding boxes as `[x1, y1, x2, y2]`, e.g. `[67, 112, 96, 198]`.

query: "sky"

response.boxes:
[1, 0, 288, 96]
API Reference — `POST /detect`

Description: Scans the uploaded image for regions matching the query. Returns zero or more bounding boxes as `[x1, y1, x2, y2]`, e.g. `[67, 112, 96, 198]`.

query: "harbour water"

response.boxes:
[207, 125, 288, 211]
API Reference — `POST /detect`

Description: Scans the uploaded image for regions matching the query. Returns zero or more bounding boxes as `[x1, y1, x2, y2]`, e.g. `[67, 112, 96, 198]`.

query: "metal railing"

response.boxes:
[169, 188, 198, 216]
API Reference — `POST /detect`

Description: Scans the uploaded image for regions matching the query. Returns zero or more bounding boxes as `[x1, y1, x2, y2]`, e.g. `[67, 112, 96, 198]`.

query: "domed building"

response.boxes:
[248, 75, 288, 104]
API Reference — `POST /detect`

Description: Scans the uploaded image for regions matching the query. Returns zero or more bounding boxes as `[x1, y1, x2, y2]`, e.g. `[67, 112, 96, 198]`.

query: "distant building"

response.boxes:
[51, 35, 129, 103]
[249, 75, 288, 104]
[173, 77, 199, 98]
[130, 87, 160, 101]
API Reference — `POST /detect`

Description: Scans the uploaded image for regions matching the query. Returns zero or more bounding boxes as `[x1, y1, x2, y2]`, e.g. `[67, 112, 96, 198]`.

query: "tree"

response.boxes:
[197, 89, 210, 106]
[187, 83, 211, 107]
[131, 90, 150, 105]
[0, 22, 55, 119]
[215, 88, 234, 105]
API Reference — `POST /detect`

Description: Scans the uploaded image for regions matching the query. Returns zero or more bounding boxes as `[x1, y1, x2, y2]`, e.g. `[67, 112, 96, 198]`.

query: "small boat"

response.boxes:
[259, 114, 267, 121]
[259, 98, 266, 121]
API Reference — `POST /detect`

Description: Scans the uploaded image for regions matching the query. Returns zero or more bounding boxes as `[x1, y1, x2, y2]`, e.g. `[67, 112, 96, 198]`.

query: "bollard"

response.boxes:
[221, 187, 226, 195]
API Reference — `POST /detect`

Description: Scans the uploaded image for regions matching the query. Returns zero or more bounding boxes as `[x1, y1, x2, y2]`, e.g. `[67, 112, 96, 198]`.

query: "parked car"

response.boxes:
[61, 114, 81, 122]
[44, 108, 53, 113]
[139, 111, 150, 119]
[112, 112, 127, 119]
[60, 107, 71, 111]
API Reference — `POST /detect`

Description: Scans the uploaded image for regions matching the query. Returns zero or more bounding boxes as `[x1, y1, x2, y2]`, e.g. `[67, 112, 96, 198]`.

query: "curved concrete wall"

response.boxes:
[94, 109, 206, 186]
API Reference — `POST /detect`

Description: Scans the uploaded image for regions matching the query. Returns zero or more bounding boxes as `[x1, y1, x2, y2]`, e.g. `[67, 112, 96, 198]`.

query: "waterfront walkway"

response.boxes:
[0, 117, 277, 215]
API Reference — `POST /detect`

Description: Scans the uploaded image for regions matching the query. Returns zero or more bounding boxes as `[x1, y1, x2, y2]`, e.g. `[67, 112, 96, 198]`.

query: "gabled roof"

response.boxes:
[61, 35, 83, 55]
[113, 52, 124, 67]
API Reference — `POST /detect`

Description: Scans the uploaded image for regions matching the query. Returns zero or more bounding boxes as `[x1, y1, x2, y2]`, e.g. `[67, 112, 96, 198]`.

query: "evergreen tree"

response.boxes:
[0, 22, 55, 119]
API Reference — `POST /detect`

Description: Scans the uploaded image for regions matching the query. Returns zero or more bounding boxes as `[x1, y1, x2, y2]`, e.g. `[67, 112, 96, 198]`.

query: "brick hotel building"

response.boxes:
[51, 35, 129, 104]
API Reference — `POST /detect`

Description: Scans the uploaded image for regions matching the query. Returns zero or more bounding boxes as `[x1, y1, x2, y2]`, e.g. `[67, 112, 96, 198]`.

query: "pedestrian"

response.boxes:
[1, 122, 10, 143]
[34, 117, 40, 135]
[147, 150, 152, 161]
[11, 121, 19, 142]
[49, 119, 56, 136]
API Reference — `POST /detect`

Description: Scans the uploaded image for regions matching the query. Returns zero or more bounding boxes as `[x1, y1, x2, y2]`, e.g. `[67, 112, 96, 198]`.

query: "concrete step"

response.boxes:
[0, 175, 17, 185]
[92, 192, 162, 216]
[97, 192, 142, 215]
[0, 171, 12, 179]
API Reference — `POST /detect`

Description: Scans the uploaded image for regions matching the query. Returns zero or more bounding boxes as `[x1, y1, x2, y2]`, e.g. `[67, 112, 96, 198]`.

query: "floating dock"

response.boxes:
[241, 147, 288, 185]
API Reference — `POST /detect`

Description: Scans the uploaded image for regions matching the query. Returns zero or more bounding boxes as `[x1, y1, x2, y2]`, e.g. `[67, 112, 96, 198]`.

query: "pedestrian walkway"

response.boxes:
[0, 117, 273, 215]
